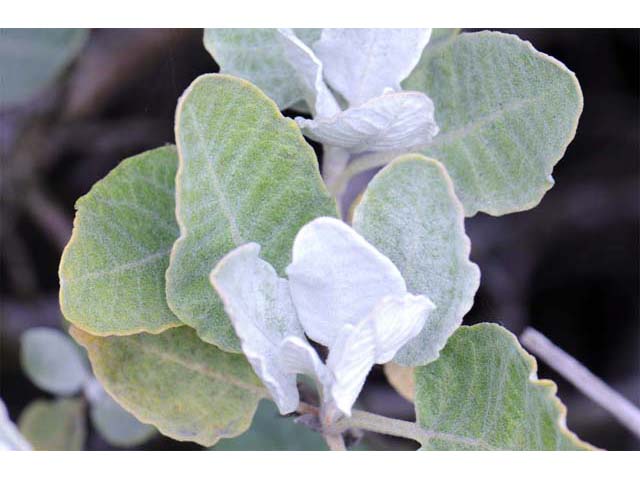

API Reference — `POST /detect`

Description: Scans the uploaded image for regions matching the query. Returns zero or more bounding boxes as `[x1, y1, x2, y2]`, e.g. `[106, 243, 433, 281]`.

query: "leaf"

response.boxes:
[204, 29, 309, 111]
[0, 398, 31, 450]
[0, 28, 88, 107]
[213, 400, 327, 450]
[414, 323, 594, 450]
[210, 243, 305, 414]
[314, 29, 432, 106]
[383, 363, 415, 402]
[353, 154, 480, 366]
[90, 389, 156, 448]
[20, 327, 89, 396]
[296, 91, 438, 154]
[167, 74, 336, 352]
[59, 145, 181, 335]
[403, 31, 583, 216]
[18, 399, 85, 451]
[70, 326, 266, 447]
[326, 293, 434, 416]
[286, 217, 407, 347]
[277, 29, 340, 118]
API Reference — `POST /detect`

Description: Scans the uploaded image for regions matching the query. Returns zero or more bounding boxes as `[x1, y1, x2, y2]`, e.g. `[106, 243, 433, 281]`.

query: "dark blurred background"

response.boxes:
[1, 29, 638, 450]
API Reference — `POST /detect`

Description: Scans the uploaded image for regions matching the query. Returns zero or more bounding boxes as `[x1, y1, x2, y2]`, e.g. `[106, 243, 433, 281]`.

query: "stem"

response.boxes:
[521, 327, 640, 439]
[333, 409, 429, 444]
[323, 433, 347, 451]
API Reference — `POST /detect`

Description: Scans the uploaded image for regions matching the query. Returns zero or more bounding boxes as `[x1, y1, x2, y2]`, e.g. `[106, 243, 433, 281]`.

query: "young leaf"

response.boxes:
[0, 398, 31, 450]
[89, 389, 156, 448]
[414, 323, 594, 450]
[210, 243, 305, 414]
[286, 217, 407, 347]
[296, 91, 438, 154]
[353, 155, 480, 366]
[277, 28, 340, 118]
[70, 326, 266, 447]
[59, 146, 182, 335]
[314, 29, 432, 106]
[213, 400, 327, 451]
[167, 74, 336, 352]
[326, 293, 434, 415]
[20, 327, 89, 396]
[18, 399, 85, 451]
[403, 31, 583, 216]
[0, 28, 88, 107]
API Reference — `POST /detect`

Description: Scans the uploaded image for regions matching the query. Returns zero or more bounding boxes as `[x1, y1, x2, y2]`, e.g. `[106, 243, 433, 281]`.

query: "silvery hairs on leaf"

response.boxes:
[296, 91, 438, 154]
[212, 217, 434, 417]
[20, 327, 90, 396]
[210, 243, 305, 414]
[0, 398, 31, 451]
[314, 29, 432, 106]
[276, 29, 340, 118]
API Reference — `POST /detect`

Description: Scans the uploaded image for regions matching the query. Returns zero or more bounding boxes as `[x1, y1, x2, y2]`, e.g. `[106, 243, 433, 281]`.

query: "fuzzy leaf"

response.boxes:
[0, 399, 31, 450]
[20, 327, 89, 396]
[167, 74, 336, 352]
[0, 28, 88, 107]
[286, 217, 406, 348]
[327, 293, 434, 415]
[353, 155, 479, 366]
[204, 29, 306, 111]
[403, 31, 583, 216]
[18, 399, 85, 451]
[414, 323, 594, 450]
[210, 243, 304, 414]
[296, 91, 438, 154]
[213, 400, 327, 451]
[314, 29, 432, 106]
[70, 326, 266, 447]
[277, 29, 340, 118]
[90, 389, 156, 448]
[59, 146, 181, 335]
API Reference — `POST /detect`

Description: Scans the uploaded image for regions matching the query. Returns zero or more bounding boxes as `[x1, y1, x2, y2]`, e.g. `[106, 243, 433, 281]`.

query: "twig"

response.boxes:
[521, 327, 640, 439]
[322, 433, 347, 451]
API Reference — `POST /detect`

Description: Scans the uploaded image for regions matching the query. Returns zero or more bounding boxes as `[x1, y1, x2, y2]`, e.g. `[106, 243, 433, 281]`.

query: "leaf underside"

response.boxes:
[166, 73, 337, 352]
[403, 31, 583, 216]
[70, 326, 266, 447]
[414, 323, 594, 450]
[59, 146, 181, 336]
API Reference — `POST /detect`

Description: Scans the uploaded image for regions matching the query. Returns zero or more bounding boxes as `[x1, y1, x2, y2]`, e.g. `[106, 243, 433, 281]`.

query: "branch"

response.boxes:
[521, 327, 640, 439]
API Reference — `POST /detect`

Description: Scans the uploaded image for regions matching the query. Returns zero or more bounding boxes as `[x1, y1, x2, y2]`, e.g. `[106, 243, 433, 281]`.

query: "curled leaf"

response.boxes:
[296, 91, 438, 154]
[210, 243, 305, 414]
[286, 217, 407, 347]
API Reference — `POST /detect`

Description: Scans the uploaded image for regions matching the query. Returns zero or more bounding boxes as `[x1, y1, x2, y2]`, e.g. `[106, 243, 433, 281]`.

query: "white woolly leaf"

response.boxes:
[314, 29, 432, 106]
[286, 217, 407, 348]
[296, 92, 438, 154]
[210, 243, 304, 414]
[0, 399, 31, 451]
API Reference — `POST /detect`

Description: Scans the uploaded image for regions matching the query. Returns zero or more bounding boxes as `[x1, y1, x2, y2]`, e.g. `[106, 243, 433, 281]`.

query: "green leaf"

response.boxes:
[414, 323, 594, 450]
[70, 326, 267, 447]
[213, 400, 327, 451]
[20, 327, 89, 396]
[59, 146, 181, 336]
[90, 390, 156, 448]
[353, 154, 479, 366]
[18, 399, 85, 451]
[204, 29, 309, 111]
[0, 28, 88, 107]
[403, 31, 583, 216]
[166, 74, 337, 352]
